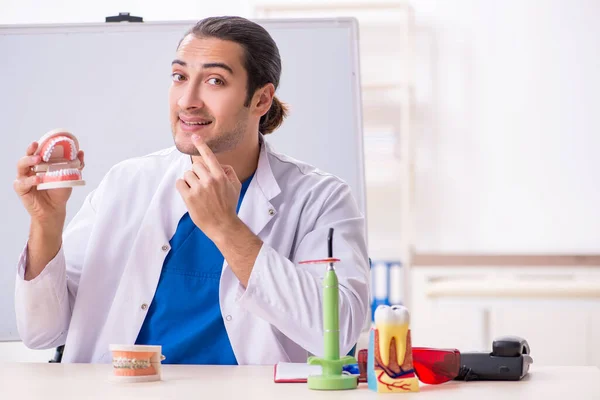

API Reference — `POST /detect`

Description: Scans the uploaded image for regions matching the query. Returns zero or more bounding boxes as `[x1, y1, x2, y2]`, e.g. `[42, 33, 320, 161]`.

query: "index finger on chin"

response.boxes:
[191, 135, 223, 176]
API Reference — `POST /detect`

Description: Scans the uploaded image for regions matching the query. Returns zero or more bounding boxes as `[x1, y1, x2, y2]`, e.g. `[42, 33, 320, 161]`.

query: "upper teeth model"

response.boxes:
[33, 128, 85, 190]
[374, 305, 410, 366]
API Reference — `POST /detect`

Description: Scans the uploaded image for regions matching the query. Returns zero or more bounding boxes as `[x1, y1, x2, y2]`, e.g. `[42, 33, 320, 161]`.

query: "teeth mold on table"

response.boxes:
[109, 344, 165, 383]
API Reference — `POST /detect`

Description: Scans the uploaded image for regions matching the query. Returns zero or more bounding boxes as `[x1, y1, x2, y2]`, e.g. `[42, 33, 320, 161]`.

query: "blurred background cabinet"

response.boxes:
[410, 262, 600, 367]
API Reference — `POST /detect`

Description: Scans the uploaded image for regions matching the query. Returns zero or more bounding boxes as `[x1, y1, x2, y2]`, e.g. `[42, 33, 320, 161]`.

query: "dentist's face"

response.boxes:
[169, 35, 251, 156]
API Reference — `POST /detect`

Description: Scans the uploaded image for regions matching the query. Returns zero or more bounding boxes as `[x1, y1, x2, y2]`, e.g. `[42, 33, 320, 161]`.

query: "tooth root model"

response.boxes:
[34, 128, 86, 190]
[368, 305, 420, 393]
[300, 228, 358, 391]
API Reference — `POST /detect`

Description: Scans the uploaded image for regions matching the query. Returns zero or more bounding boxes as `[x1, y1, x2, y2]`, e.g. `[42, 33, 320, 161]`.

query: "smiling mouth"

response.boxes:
[179, 115, 213, 127]
[181, 120, 212, 126]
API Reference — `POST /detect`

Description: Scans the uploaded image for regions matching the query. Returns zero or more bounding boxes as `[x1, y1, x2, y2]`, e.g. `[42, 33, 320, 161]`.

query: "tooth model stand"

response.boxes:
[34, 128, 85, 190]
[300, 228, 358, 390]
[368, 305, 420, 393]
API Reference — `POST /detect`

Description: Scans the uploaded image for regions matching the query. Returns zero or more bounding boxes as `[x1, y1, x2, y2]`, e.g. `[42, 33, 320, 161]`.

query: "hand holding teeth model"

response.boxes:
[34, 128, 85, 190]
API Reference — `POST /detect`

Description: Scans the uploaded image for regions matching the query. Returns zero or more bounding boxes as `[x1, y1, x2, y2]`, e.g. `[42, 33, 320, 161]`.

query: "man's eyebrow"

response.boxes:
[171, 59, 233, 75]
[201, 62, 234, 74]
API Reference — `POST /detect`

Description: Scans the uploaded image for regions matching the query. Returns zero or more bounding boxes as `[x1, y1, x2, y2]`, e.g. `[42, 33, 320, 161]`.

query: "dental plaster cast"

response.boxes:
[33, 128, 85, 190]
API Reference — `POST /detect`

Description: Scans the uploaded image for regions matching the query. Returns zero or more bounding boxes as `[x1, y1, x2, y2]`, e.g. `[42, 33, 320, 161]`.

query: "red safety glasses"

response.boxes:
[357, 347, 461, 385]
[412, 347, 461, 384]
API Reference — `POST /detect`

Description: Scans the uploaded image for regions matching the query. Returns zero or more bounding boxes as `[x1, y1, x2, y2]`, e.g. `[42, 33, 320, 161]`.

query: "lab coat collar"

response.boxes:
[254, 134, 281, 202]
[236, 134, 281, 236]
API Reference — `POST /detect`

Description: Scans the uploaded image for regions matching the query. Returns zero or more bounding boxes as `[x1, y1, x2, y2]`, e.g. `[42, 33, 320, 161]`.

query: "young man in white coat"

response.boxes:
[13, 16, 370, 364]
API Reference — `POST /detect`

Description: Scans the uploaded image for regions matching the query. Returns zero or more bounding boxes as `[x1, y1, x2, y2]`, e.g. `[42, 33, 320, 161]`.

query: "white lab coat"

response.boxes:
[14, 137, 370, 364]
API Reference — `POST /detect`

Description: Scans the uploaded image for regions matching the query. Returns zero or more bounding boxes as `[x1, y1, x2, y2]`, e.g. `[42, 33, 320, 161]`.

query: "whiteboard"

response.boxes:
[0, 19, 366, 341]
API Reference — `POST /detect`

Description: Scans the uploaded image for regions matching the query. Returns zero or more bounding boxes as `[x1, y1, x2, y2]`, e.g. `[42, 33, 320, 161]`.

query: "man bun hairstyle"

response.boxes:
[259, 96, 287, 134]
[183, 16, 288, 135]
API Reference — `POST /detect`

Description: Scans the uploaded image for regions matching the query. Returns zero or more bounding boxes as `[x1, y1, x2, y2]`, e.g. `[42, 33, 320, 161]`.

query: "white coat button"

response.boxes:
[141, 303, 148, 310]
[225, 315, 232, 321]
[268, 208, 275, 216]
[161, 245, 169, 251]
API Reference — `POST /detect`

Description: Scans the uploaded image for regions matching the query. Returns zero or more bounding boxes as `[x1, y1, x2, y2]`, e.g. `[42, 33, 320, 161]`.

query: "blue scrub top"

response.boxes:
[135, 174, 254, 364]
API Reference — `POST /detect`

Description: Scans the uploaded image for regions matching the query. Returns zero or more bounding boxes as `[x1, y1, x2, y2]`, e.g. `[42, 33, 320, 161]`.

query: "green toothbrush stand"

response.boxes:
[300, 228, 358, 390]
[306, 358, 358, 390]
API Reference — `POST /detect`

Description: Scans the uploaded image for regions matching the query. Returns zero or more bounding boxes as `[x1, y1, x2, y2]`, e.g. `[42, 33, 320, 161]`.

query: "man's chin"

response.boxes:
[173, 129, 242, 155]
[175, 144, 200, 156]
[173, 135, 200, 156]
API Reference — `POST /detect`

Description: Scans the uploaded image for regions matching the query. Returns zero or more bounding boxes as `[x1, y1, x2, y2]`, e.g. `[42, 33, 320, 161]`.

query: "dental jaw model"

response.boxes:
[368, 305, 419, 393]
[109, 345, 165, 383]
[34, 128, 85, 190]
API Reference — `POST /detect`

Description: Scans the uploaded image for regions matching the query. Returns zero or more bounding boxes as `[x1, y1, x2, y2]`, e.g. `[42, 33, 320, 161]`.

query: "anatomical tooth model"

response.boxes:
[368, 304, 419, 393]
[34, 128, 85, 190]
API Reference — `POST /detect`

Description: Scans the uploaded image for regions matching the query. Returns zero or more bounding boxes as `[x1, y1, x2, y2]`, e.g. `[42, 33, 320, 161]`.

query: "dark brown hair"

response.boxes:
[181, 16, 288, 134]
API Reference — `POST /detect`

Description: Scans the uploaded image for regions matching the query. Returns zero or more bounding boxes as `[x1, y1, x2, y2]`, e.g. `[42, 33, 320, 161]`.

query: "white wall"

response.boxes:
[410, 0, 600, 254]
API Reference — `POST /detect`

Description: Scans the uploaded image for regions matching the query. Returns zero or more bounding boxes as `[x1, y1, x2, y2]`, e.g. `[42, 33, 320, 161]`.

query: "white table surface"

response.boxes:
[1, 363, 599, 399]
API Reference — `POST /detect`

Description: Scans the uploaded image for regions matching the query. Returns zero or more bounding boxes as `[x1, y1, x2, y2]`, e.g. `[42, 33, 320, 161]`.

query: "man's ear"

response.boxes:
[253, 83, 275, 117]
